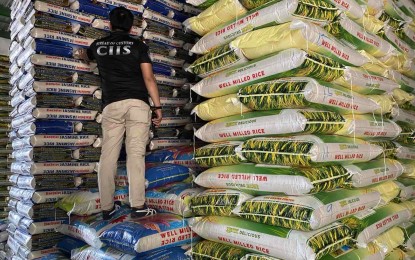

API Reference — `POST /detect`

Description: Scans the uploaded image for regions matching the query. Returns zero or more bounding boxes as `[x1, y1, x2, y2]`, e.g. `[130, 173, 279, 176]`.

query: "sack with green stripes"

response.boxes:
[191, 0, 341, 54]
[241, 135, 384, 167]
[343, 159, 404, 188]
[195, 109, 347, 143]
[194, 141, 247, 167]
[188, 20, 366, 77]
[332, 67, 400, 95]
[370, 140, 415, 161]
[145, 183, 204, 217]
[341, 202, 412, 247]
[191, 216, 353, 260]
[191, 48, 345, 98]
[395, 177, 415, 201]
[188, 240, 279, 260]
[324, 13, 396, 58]
[234, 189, 381, 231]
[387, 70, 415, 94]
[238, 77, 380, 114]
[400, 220, 415, 251]
[190, 189, 253, 216]
[194, 164, 351, 195]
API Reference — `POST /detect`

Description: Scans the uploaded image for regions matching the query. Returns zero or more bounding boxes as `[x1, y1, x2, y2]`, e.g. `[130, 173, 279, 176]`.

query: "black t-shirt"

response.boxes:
[87, 31, 152, 107]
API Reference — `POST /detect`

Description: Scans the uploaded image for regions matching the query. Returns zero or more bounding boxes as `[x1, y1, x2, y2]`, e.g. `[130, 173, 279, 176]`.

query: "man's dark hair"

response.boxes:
[109, 7, 134, 32]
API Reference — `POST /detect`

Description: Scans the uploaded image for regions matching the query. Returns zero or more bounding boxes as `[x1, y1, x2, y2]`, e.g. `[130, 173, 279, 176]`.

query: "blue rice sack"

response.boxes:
[34, 1, 95, 25]
[118, 163, 191, 189]
[71, 246, 137, 260]
[95, 0, 144, 14]
[70, 0, 110, 18]
[57, 208, 132, 248]
[145, 146, 196, 168]
[56, 236, 87, 256]
[100, 213, 198, 255]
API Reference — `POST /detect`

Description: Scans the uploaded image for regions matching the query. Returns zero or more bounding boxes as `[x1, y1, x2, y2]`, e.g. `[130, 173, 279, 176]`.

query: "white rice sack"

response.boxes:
[155, 74, 188, 87]
[234, 189, 381, 231]
[333, 67, 400, 95]
[149, 53, 186, 67]
[142, 9, 182, 30]
[341, 203, 412, 247]
[380, 26, 415, 59]
[395, 178, 415, 201]
[34, 1, 95, 25]
[30, 54, 97, 73]
[151, 97, 189, 107]
[11, 161, 97, 175]
[91, 19, 143, 36]
[146, 183, 204, 217]
[192, 94, 251, 121]
[344, 159, 404, 188]
[195, 164, 350, 195]
[32, 108, 99, 121]
[143, 31, 184, 48]
[17, 135, 98, 147]
[192, 216, 353, 260]
[10, 187, 76, 204]
[396, 0, 415, 19]
[31, 28, 95, 48]
[390, 107, 415, 127]
[325, 14, 397, 58]
[191, 48, 345, 98]
[149, 139, 192, 150]
[241, 135, 384, 167]
[160, 116, 192, 128]
[238, 77, 381, 115]
[29, 220, 65, 235]
[183, 0, 247, 36]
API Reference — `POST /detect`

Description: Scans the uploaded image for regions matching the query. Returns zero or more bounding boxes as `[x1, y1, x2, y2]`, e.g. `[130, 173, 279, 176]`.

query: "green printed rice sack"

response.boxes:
[390, 107, 415, 127]
[379, 26, 415, 59]
[189, 240, 278, 260]
[396, 0, 415, 19]
[400, 221, 415, 250]
[189, 111, 400, 140]
[343, 159, 404, 188]
[402, 161, 415, 178]
[190, 189, 253, 216]
[238, 77, 380, 114]
[325, 14, 397, 58]
[241, 135, 384, 167]
[341, 202, 412, 247]
[395, 178, 415, 201]
[235, 189, 381, 231]
[194, 141, 247, 167]
[189, 20, 365, 77]
[191, 0, 342, 54]
[183, 0, 247, 36]
[191, 48, 345, 98]
[332, 67, 400, 95]
[396, 24, 415, 49]
[388, 70, 415, 94]
[320, 244, 384, 260]
[240, 0, 337, 10]
[384, 248, 410, 260]
[370, 140, 415, 161]
[192, 216, 353, 260]
[192, 94, 252, 121]
[322, 0, 363, 20]
[195, 109, 346, 143]
[194, 164, 351, 195]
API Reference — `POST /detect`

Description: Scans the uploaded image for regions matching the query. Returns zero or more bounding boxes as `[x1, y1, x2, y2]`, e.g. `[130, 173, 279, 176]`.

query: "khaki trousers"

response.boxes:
[98, 99, 151, 211]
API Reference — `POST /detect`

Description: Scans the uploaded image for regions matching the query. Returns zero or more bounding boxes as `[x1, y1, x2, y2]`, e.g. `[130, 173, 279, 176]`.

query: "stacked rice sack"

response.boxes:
[6, 0, 107, 259]
[183, 0, 415, 259]
[0, 53, 11, 259]
[0, 0, 203, 259]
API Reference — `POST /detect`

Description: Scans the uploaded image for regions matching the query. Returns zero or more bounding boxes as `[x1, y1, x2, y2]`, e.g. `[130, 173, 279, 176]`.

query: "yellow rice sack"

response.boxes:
[384, 248, 411, 260]
[183, 0, 247, 36]
[366, 94, 396, 114]
[387, 70, 415, 94]
[372, 226, 405, 254]
[188, 20, 368, 77]
[191, 94, 251, 121]
[359, 50, 391, 76]
[364, 181, 401, 206]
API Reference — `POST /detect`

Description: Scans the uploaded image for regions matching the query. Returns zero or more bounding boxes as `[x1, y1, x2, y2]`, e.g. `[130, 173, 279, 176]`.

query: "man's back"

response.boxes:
[88, 31, 151, 107]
